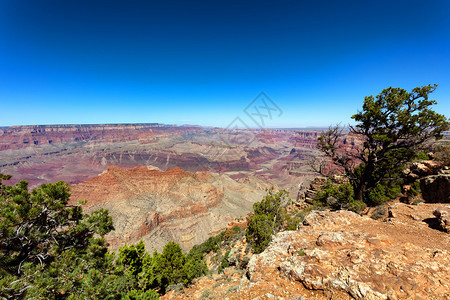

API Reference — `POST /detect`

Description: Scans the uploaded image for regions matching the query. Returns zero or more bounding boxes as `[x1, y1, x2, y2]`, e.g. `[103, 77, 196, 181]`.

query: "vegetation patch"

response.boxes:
[246, 188, 302, 253]
[317, 85, 449, 207]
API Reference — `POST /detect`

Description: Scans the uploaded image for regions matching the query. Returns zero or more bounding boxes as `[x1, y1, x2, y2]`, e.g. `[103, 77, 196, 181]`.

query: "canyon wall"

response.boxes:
[70, 165, 270, 252]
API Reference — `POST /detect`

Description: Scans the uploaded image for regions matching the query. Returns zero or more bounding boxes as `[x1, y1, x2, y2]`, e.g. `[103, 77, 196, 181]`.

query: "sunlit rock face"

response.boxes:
[70, 165, 269, 252]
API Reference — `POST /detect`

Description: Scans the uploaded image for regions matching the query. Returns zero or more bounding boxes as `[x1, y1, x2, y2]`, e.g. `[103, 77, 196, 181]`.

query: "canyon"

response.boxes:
[0, 124, 322, 195]
[69, 165, 270, 252]
[0, 123, 323, 251]
[1, 123, 449, 299]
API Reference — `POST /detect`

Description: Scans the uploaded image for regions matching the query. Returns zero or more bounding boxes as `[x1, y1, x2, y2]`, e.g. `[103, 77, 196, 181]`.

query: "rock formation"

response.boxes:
[0, 124, 321, 192]
[434, 206, 450, 233]
[163, 203, 450, 299]
[421, 173, 450, 203]
[70, 165, 270, 252]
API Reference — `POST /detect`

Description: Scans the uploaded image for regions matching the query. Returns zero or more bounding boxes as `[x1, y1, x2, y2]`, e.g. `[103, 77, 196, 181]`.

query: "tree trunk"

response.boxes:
[354, 184, 365, 202]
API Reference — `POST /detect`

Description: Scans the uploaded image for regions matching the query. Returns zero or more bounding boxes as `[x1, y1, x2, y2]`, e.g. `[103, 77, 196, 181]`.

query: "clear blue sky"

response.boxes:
[1, 0, 449, 128]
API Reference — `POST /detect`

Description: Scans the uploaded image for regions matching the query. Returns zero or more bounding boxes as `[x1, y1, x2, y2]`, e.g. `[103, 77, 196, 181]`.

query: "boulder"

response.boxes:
[410, 160, 441, 176]
[420, 174, 450, 203]
[433, 206, 450, 233]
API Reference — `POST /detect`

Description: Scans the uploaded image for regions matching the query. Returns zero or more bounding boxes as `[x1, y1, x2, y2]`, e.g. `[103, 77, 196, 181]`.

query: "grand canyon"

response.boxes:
[1, 123, 449, 299]
[2, 1, 450, 298]
[0, 124, 324, 251]
[0, 123, 324, 192]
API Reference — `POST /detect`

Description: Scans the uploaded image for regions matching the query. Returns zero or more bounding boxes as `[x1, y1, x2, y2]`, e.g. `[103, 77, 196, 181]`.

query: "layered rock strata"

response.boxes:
[70, 165, 269, 252]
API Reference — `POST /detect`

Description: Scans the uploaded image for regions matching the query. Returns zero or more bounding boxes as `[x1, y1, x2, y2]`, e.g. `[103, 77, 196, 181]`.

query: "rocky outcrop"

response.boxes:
[247, 205, 449, 299]
[164, 203, 450, 299]
[297, 177, 327, 206]
[434, 206, 450, 233]
[407, 160, 441, 178]
[70, 165, 269, 252]
[421, 173, 450, 203]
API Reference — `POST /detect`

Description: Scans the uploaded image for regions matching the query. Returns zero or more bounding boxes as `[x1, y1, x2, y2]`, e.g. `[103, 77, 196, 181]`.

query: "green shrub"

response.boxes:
[218, 250, 231, 273]
[118, 241, 149, 277]
[246, 188, 301, 253]
[0, 175, 121, 299]
[415, 151, 430, 160]
[226, 285, 239, 294]
[125, 289, 159, 300]
[246, 214, 274, 253]
[119, 241, 207, 295]
[314, 180, 366, 212]
[188, 231, 225, 259]
[0, 174, 208, 298]
[365, 181, 401, 206]
[407, 180, 421, 197]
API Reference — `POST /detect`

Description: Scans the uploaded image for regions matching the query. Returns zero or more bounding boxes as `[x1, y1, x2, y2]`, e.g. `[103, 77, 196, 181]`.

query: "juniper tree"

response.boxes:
[317, 84, 449, 204]
[0, 175, 117, 298]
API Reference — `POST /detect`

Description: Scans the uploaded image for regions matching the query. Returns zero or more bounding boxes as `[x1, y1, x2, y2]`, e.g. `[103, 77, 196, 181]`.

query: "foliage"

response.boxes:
[218, 250, 230, 273]
[126, 241, 208, 294]
[188, 231, 225, 260]
[0, 174, 209, 299]
[407, 180, 421, 197]
[200, 289, 213, 299]
[246, 214, 274, 253]
[317, 84, 449, 204]
[415, 151, 430, 160]
[0, 174, 134, 299]
[313, 180, 366, 212]
[118, 241, 148, 277]
[365, 179, 402, 206]
[223, 225, 243, 241]
[370, 206, 387, 220]
[125, 288, 159, 300]
[226, 285, 239, 294]
[246, 188, 301, 253]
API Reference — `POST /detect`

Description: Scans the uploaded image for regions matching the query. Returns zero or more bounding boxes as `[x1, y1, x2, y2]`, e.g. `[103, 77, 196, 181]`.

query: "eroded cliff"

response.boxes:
[70, 165, 270, 252]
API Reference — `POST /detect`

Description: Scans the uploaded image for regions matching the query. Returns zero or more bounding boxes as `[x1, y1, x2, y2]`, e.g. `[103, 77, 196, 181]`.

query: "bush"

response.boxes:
[314, 180, 366, 212]
[415, 151, 430, 160]
[218, 250, 231, 273]
[0, 175, 121, 299]
[200, 289, 213, 299]
[188, 231, 225, 259]
[140, 242, 208, 293]
[0, 175, 208, 298]
[365, 181, 401, 206]
[125, 289, 159, 300]
[246, 188, 301, 253]
[407, 180, 421, 197]
[118, 241, 207, 295]
[246, 214, 274, 253]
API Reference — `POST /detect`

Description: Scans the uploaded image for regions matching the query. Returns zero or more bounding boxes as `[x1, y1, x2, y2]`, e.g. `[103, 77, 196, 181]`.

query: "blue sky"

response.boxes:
[1, 0, 449, 128]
